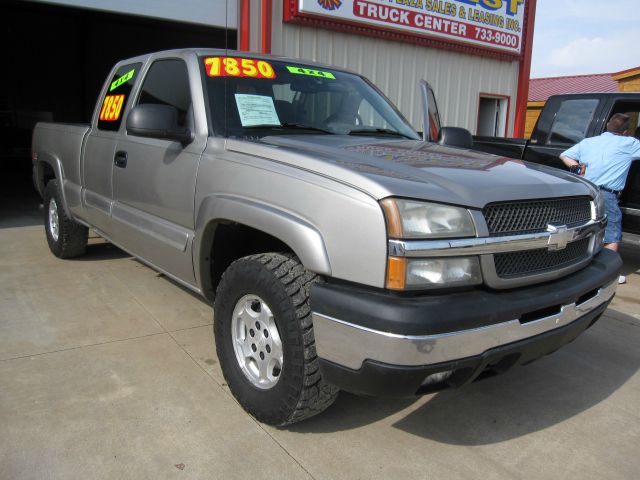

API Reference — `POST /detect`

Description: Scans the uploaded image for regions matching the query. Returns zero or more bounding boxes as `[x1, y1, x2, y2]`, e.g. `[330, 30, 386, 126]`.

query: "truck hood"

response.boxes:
[226, 135, 594, 209]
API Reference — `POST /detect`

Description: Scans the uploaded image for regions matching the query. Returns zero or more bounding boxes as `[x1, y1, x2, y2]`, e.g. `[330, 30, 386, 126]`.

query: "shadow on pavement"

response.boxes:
[73, 240, 132, 261]
[286, 393, 419, 433]
[290, 309, 640, 443]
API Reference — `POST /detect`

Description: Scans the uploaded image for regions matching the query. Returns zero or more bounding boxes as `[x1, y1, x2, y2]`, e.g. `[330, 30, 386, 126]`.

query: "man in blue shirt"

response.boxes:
[560, 113, 640, 283]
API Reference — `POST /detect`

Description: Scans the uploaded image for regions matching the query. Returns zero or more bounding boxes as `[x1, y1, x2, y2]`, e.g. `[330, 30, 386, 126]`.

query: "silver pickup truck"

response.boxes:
[32, 49, 621, 426]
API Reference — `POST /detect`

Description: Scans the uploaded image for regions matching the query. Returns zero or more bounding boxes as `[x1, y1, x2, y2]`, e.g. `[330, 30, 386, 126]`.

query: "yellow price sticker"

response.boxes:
[204, 57, 276, 79]
[99, 94, 125, 122]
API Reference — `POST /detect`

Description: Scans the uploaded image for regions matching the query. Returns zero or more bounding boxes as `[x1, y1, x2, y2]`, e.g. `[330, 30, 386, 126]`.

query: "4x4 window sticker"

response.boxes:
[286, 66, 336, 79]
[110, 68, 136, 92]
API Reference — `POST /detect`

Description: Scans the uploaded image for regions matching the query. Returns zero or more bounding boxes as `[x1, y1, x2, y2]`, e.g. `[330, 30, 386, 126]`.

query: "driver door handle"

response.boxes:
[114, 151, 128, 168]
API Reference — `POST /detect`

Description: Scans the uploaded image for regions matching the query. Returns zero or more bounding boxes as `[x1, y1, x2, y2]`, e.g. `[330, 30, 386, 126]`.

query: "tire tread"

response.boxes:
[44, 180, 88, 258]
[215, 252, 338, 425]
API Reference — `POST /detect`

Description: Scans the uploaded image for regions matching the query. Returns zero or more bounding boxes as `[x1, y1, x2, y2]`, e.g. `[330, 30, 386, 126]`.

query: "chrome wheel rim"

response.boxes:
[48, 198, 59, 242]
[231, 294, 283, 389]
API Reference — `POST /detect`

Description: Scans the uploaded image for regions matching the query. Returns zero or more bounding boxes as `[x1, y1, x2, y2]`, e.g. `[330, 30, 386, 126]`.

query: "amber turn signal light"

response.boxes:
[386, 256, 406, 290]
[380, 198, 403, 238]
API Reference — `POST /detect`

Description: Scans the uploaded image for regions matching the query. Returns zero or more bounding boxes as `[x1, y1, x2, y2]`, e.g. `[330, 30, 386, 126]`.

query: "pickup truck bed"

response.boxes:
[32, 123, 90, 204]
[472, 135, 529, 161]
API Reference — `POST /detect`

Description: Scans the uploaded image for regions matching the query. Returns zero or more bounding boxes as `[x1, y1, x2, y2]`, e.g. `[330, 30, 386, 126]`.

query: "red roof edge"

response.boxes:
[528, 73, 619, 102]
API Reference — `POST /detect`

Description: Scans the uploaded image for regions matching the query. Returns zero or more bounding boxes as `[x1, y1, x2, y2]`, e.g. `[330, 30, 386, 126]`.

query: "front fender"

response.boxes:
[193, 193, 331, 294]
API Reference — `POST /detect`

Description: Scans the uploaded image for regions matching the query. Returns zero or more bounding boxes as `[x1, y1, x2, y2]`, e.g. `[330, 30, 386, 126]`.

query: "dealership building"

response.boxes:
[3, 0, 536, 162]
[242, 0, 536, 137]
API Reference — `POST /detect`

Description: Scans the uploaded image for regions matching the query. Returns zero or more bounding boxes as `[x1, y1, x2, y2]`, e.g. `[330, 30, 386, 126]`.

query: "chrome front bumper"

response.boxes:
[312, 279, 617, 370]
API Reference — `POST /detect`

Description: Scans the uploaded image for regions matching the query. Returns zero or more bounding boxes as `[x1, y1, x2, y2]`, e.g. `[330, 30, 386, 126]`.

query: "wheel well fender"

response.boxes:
[36, 153, 73, 219]
[194, 194, 331, 301]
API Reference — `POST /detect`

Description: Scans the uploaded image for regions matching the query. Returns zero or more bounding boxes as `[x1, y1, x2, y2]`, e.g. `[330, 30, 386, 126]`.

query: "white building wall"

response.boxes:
[269, 1, 520, 136]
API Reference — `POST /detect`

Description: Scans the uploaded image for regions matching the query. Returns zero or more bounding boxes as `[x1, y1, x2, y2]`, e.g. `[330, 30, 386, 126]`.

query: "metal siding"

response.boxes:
[271, 1, 519, 136]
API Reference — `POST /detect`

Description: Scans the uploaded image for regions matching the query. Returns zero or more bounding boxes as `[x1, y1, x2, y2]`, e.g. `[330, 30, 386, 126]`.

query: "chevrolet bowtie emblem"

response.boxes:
[547, 223, 574, 251]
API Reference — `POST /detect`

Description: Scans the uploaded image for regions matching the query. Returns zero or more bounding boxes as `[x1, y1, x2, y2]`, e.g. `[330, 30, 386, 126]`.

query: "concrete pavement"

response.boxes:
[1, 222, 639, 479]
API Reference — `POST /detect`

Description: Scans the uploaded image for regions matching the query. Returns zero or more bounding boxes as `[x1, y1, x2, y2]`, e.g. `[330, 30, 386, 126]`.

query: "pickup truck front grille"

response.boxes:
[484, 197, 592, 236]
[494, 237, 591, 278]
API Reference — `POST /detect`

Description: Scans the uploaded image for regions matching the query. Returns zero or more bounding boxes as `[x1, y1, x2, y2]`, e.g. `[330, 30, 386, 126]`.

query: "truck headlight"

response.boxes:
[381, 198, 476, 238]
[381, 198, 480, 289]
[592, 190, 605, 220]
[387, 256, 482, 290]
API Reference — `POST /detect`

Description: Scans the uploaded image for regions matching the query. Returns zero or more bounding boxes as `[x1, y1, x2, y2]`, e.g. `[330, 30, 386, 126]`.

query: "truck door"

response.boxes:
[82, 62, 141, 234]
[604, 97, 640, 235]
[112, 57, 205, 285]
[523, 96, 601, 169]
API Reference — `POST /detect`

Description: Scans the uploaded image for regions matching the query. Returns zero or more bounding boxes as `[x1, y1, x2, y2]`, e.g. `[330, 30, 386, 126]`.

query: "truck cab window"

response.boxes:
[547, 99, 598, 144]
[611, 101, 640, 209]
[137, 59, 192, 129]
[97, 62, 142, 132]
[609, 101, 640, 135]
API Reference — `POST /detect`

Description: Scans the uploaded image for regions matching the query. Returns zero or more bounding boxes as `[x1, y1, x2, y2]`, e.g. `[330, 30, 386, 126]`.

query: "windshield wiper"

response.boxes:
[347, 128, 414, 139]
[243, 123, 334, 134]
[281, 123, 335, 134]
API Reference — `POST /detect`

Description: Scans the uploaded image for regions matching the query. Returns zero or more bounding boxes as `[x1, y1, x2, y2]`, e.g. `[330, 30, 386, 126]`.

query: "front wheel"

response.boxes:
[43, 180, 88, 258]
[214, 253, 338, 425]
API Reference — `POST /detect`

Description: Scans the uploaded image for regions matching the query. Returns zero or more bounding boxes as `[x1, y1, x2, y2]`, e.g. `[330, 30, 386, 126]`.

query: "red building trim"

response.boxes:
[514, 0, 537, 137]
[261, 0, 273, 54]
[239, 0, 251, 51]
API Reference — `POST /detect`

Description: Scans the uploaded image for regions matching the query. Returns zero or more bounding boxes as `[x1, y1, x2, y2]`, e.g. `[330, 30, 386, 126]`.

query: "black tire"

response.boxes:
[43, 180, 88, 258]
[214, 253, 339, 426]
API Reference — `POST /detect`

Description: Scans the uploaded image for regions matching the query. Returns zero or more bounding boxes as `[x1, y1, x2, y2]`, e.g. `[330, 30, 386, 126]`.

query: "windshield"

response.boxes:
[200, 55, 419, 140]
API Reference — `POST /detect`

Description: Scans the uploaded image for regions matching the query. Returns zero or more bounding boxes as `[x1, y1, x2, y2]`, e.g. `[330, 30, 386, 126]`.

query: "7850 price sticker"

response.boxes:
[204, 57, 276, 79]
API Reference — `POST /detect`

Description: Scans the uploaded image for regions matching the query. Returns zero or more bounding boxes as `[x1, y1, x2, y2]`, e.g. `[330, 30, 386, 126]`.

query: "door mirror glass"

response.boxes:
[126, 104, 194, 144]
[438, 126, 474, 149]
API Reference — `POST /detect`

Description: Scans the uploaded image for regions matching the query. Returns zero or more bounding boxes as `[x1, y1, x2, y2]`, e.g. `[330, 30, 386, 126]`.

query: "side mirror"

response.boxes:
[126, 104, 194, 145]
[438, 126, 473, 149]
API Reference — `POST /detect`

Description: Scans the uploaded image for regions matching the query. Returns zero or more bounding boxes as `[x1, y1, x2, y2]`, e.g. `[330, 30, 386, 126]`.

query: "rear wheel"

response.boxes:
[214, 252, 338, 425]
[44, 180, 88, 258]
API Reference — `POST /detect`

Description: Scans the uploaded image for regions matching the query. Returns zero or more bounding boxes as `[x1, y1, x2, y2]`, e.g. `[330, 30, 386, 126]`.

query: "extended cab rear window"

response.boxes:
[97, 62, 142, 132]
[547, 98, 598, 144]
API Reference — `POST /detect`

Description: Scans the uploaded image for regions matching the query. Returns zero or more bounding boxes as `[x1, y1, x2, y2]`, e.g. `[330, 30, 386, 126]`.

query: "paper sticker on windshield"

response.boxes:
[235, 94, 280, 127]
[205, 57, 276, 79]
[99, 94, 125, 122]
[286, 66, 335, 79]
[109, 68, 135, 91]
